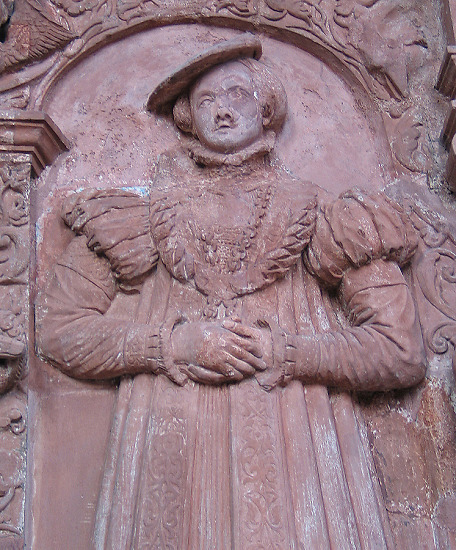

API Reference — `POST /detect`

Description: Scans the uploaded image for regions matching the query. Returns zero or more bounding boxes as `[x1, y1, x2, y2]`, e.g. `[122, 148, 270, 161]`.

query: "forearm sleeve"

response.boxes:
[286, 260, 426, 391]
[36, 237, 161, 380]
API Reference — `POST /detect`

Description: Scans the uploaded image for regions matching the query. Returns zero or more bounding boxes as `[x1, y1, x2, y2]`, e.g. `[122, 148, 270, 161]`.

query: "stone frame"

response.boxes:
[1, 1, 456, 547]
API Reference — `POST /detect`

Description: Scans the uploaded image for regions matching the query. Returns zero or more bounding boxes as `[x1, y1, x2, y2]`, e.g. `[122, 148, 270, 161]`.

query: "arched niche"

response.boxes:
[38, 23, 393, 193]
[35, 24, 394, 269]
[29, 22, 401, 550]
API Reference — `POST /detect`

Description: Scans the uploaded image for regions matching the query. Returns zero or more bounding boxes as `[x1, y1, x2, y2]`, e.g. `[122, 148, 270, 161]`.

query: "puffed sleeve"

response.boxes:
[271, 189, 426, 392]
[62, 189, 159, 290]
[305, 188, 418, 286]
[35, 190, 166, 380]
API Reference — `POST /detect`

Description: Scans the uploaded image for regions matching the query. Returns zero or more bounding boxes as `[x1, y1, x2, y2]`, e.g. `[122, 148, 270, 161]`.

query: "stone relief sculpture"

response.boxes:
[35, 34, 427, 548]
[0, 0, 73, 73]
[331, 0, 427, 98]
[0, 156, 30, 548]
[0, 160, 28, 394]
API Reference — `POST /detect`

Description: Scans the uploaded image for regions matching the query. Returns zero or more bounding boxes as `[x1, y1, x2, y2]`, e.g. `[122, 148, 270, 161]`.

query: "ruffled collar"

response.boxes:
[182, 131, 276, 167]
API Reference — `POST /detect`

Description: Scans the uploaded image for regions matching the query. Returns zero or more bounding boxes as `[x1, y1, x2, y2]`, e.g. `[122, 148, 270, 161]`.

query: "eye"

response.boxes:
[198, 96, 213, 108]
[228, 87, 249, 100]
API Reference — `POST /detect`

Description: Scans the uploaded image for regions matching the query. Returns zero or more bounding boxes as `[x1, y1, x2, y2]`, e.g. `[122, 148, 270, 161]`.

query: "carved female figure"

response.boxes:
[37, 35, 425, 549]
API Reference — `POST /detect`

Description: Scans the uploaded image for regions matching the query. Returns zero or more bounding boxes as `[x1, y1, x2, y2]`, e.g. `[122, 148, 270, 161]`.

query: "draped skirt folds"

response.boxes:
[93, 262, 394, 550]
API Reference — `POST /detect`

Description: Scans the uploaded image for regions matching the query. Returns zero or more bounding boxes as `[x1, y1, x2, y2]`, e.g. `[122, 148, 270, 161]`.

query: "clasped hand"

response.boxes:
[170, 320, 272, 385]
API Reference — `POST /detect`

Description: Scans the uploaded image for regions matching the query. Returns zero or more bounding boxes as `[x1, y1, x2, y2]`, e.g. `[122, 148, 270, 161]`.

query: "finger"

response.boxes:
[228, 346, 267, 371]
[225, 357, 256, 377]
[188, 365, 227, 384]
[188, 365, 237, 384]
[228, 334, 263, 358]
[166, 368, 188, 386]
[222, 320, 259, 340]
[211, 355, 245, 380]
[200, 351, 244, 377]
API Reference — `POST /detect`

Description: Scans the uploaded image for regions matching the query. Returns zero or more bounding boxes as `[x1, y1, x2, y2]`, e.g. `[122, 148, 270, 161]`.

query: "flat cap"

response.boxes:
[146, 33, 262, 113]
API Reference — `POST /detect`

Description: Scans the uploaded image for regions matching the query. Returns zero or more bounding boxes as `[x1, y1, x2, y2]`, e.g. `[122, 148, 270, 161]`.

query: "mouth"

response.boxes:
[216, 122, 235, 130]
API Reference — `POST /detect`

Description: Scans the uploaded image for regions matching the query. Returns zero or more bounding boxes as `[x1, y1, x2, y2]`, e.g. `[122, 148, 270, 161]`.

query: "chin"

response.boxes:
[206, 136, 256, 154]
[205, 140, 242, 154]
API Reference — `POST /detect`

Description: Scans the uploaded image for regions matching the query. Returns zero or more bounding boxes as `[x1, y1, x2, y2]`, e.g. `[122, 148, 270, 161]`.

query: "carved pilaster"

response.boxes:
[437, 46, 456, 98]
[0, 114, 68, 547]
[0, 152, 29, 548]
[0, 153, 29, 395]
[440, 95, 456, 190]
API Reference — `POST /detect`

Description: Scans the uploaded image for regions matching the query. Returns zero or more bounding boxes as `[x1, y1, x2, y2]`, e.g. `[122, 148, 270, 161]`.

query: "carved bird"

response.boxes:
[0, 0, 74, 74]
[0, 0, 13, 26]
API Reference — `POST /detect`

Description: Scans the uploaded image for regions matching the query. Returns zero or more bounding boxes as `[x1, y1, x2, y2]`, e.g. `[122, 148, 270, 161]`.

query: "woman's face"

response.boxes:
[189, 62, 264, 154]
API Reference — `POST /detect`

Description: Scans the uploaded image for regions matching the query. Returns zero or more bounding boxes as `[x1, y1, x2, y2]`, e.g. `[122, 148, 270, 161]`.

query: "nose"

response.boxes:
[215, 104, 234, 122]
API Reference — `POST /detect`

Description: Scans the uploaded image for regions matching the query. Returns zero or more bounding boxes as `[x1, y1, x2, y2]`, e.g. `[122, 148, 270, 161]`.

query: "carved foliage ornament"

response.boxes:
[0, 159, 29, 395]
[387, 181, 456, 376]
[0, 392, 26, 546]
[0, 0, 427, 104]
[0, 163, 29, 284]
[331, 0, 427, 98]
[415, 234, 456, 372]
[0, 0, 74, 73]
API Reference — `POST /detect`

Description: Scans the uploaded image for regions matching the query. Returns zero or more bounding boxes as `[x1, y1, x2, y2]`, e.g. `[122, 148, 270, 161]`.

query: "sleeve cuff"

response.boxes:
[123, 324, 161, 373]
[284, 334, 320, 383]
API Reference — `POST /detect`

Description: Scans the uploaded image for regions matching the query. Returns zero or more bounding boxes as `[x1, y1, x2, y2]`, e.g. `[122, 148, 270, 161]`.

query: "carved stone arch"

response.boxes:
[31, 16, 397, 181]
[31, 24, 396, 214]
[31, 15, 388, 102]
